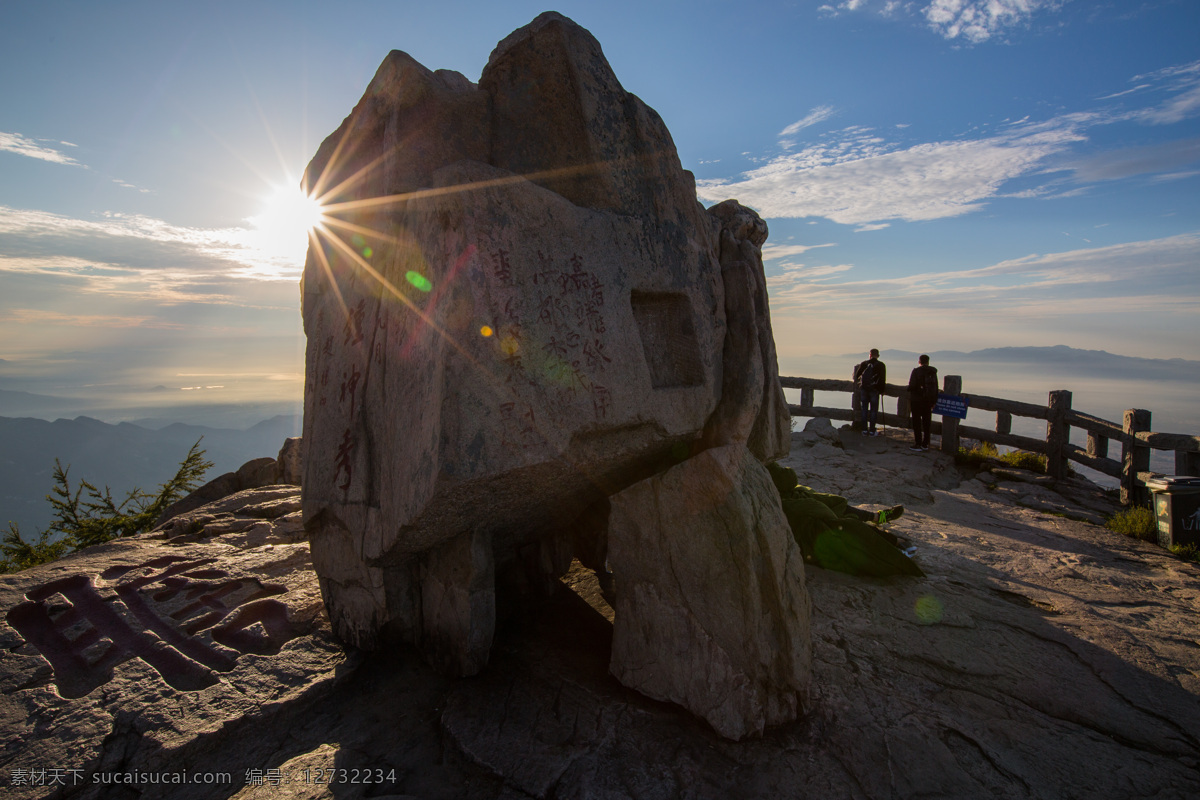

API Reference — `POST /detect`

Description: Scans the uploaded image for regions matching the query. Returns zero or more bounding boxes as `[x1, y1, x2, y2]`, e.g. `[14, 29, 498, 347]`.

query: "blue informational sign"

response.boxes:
[933, 393, 969, 419]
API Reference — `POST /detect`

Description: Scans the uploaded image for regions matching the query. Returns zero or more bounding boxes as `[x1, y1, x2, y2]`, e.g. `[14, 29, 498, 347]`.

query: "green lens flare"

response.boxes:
[914, 594, 944, 625]
[405, 271, 432, 292]
[362, 246, 373, 258]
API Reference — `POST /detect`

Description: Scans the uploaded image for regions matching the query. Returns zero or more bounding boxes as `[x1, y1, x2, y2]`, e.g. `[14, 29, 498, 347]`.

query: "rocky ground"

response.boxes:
[2, 423, 1199, 799]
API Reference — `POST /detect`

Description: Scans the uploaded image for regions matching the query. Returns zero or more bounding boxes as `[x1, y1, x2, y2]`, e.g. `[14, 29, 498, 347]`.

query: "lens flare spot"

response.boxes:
[362, 246, 374, 258]
[405, 271, 432, 292]
[500, 335, 519, 356]
[480, 325, 494, 337]
[914, 594, 944, 625]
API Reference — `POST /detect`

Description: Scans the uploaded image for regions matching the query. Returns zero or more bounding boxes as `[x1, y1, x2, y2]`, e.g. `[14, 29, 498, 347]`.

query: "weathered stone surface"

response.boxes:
[151, 486, 305, 547]
[157, 453, 287, 527]
[700, 205, 790, 464]
[274, 437, 303, 486]
[704, 199, 788, 461]
[803, 416, 838, 441]
[420, 530, 495, 676]
[300, 11, 788, 666]
[0, 491, 342, 800]
[607, 445, 811, 740]
[481, 12, 702, 228]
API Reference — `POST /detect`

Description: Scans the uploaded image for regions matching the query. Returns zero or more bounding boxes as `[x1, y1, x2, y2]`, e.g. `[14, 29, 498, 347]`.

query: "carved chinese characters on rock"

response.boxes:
[5, 556, 306, 699]
[311, 273, 391, 501]
[489, 250, 613, 447]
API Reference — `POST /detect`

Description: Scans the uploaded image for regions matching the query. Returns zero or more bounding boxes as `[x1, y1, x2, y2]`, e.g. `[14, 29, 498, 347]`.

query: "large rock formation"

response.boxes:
[300, 12, 799, 735]
[608, 445, 811, 740]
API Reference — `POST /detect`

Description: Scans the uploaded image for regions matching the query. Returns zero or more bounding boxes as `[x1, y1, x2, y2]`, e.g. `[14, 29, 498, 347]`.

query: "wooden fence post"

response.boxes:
[1046, 390, 1072, 480]
[1122, 409, 1152, 506]
[800, 387, 814, 409]
[996, 411, 1012, 435]
[940, 375, 962, 455]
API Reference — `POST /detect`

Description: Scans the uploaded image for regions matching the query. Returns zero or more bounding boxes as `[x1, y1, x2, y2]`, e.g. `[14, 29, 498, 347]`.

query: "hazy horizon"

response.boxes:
[2, 343, 1195, 438]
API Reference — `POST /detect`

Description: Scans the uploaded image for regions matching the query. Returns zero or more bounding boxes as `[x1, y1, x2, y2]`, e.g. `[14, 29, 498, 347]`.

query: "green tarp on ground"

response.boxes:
[768, 463, 923, 578]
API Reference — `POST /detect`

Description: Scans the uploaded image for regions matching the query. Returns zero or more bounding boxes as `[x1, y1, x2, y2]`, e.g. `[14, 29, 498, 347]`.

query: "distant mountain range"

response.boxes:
[0, 391, 302, 430]
[0, 414, 302, 537]
[828, 346, 1199, 384]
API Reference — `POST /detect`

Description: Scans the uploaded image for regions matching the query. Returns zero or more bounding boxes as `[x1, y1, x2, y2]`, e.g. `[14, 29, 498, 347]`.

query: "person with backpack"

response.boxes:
[907, 354, 939, 451]
[853, 349, 886, 436]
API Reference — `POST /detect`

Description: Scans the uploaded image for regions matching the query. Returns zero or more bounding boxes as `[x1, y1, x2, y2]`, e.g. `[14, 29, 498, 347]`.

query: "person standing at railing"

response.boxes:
[907, 354, 939, 452]
[853, 348, 886, 436]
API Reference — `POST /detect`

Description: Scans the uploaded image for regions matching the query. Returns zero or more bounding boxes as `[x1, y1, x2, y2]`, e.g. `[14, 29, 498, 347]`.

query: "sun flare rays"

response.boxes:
[296, 126, 616, 457]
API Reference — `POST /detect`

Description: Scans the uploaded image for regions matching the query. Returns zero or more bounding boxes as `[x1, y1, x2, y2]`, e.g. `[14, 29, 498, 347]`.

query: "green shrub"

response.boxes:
[955, 441, 998, 468]
[1105, 505, 1157, 542]
[998, 450, 1048, 474]
[1, 440, 212, 573]
[1170, 543, 1200, 563]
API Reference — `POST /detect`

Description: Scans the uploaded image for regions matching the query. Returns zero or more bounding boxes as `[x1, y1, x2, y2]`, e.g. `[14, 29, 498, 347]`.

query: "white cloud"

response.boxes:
[699, 57, 1200, 227]
[766, 233, 1200, 312]
[698, 120, 1083, 224]
[1097, 60, 1200, 126]
[767, 234, 1200, 364]
[1150, 169, 1200, 183]
[941, 233, 1200, 286]
[761, 242, 836, 261]
[822, 0, 1064, 42]
[779, 106, 837, 148]
[923, 0, 1062, 43]
[1098, 84, 1151, 101]
[0, 132, 85, 167]
[3, 307, 185, 330]
[1139, 84, 1200, 126]
[1063, 138, 1200, 182]
[770, 263, 855, 283]
[0, 205, 305, 286]
[112, 178, 152, 193]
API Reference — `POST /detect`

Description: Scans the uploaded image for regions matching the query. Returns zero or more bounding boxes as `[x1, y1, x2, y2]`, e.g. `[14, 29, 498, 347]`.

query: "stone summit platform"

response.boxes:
[2, 427, 1199, 799]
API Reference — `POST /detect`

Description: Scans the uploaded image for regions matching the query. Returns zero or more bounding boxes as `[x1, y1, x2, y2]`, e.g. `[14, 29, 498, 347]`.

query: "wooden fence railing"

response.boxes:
[780, 374, 1200, 506]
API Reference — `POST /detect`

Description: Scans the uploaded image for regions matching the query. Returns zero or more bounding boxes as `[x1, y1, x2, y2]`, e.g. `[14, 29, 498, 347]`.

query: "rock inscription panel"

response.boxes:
[6, 556, 304, 698]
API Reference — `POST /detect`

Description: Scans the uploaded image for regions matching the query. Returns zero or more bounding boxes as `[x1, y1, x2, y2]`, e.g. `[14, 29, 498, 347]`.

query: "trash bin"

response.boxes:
[1146, 475, 1200, 550]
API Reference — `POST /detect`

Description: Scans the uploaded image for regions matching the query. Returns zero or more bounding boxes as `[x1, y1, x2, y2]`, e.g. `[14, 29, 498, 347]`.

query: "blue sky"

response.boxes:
[1, 0, 1197, 413]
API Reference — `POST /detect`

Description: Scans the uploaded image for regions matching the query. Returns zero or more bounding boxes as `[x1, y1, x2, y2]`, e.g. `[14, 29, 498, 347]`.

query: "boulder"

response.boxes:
[300, 10, 790, 666]
[156, 455, 284, 528]
[803, 416, 838, 442]
[273, 437, 303, 486]
[607, 445, 811, 740]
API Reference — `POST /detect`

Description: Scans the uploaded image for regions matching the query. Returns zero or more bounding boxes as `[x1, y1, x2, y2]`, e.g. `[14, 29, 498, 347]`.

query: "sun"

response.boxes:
[247, 185, 325, 265]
